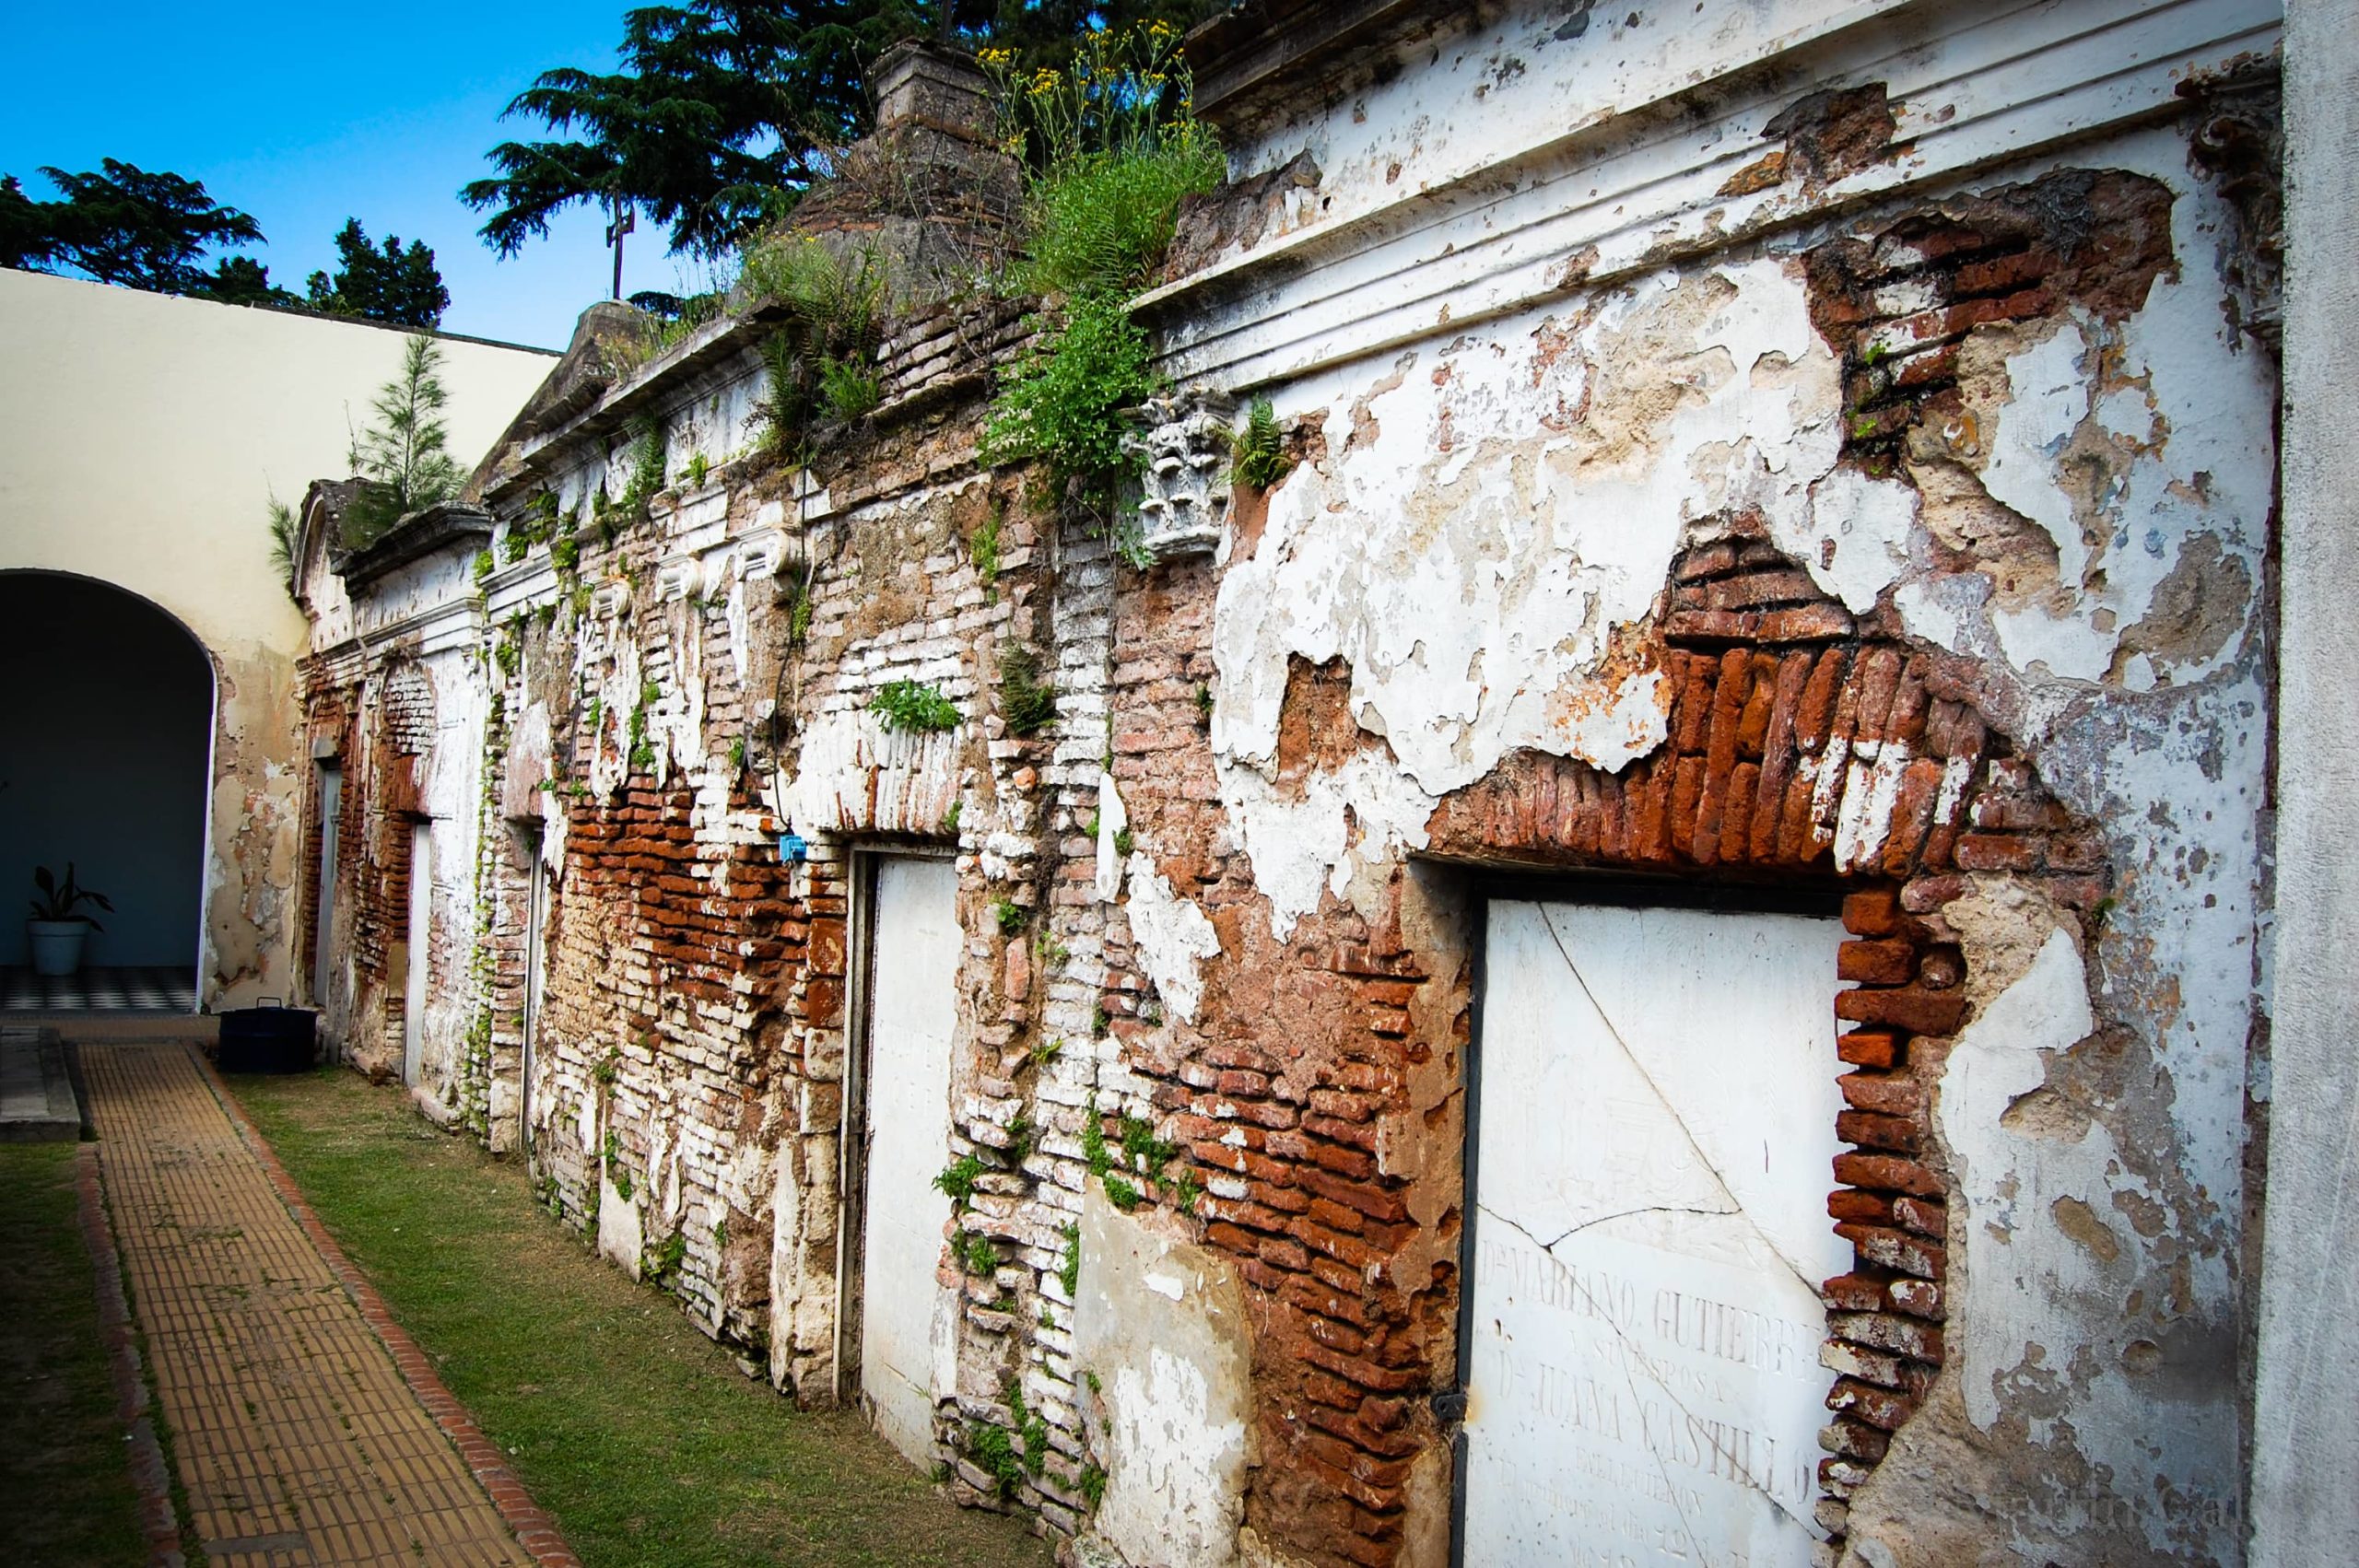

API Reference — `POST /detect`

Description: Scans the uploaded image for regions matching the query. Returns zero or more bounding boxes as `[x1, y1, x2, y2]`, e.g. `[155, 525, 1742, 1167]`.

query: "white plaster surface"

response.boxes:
[787, 709, 965, 837]
[0, 268, 549, 1007]
[1121, 854, 1222, 1024]
[1095, 772, 1129, 902]
[1155, 0, 2277, 391]
[859, 856, 961, 1466]
[1463, 900, 1848, 1566]
[597, 1171, 645, 1277]
[1213, 258, 1837, 932]
[1936, 925, 2103, 1433]
[1074, 1186, 1252, 1568]
[2250, 3, 2359, 1558]
[1202, 116, 2274, 1558]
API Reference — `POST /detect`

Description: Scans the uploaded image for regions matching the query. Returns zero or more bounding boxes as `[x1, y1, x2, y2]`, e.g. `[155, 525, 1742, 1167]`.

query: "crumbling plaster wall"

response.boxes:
[293, 6, 2282, 1565]
[1133, 1, 2279, 1562]
[405, 633, 495, 1125]
[199, 643, 303, 1003]
[1074, 1188, 1257, 1568]
[295, 513, 497, 1129]
[429, 286, 1115, 1484]
[1220, 111, 2262, 1568]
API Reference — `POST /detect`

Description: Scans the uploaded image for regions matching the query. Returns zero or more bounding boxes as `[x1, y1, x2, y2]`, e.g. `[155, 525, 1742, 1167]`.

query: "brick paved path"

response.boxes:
[82, 1042, 545, 1567]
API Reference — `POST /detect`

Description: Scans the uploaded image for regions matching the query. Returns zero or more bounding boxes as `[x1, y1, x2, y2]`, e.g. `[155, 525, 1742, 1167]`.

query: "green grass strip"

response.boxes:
[0, 1143, 149, 1566]
[235, 1069, 1046, 1568]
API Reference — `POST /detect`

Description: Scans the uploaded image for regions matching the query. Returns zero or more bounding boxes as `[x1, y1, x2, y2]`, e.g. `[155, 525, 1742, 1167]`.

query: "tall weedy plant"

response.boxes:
[979, 25, 1225, 549]
[740, 233, 889, 459]
[265, 494, 300, 591]
[344, 334, 462, 544]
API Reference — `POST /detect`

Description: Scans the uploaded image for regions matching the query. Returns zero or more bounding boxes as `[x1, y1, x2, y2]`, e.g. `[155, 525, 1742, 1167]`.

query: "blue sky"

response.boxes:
[2, 3, 720, 349]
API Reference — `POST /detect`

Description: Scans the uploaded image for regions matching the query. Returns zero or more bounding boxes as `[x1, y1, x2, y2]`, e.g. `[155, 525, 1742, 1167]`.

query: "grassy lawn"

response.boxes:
[0, 1142, 147, 1567]
[232, 1068, 1047, 1568]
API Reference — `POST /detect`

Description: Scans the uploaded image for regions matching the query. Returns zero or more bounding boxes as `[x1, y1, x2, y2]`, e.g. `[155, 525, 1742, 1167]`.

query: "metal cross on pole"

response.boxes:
[604, 196, 635, 301]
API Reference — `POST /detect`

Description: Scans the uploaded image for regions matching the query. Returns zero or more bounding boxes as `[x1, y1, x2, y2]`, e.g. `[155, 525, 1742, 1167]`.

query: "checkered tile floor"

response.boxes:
[0, 965, 198, 1013]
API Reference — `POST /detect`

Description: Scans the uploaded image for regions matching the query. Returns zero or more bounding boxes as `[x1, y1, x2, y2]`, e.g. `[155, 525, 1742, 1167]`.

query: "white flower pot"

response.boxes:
[27, 920, 90, 977]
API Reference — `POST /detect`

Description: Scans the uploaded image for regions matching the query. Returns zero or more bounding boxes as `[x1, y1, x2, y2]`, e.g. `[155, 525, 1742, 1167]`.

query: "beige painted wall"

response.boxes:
[0, 267, 556, 1006]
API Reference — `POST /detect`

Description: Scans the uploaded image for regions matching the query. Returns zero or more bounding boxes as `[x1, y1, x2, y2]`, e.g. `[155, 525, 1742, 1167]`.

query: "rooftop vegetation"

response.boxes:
[978, 24, 1224, 556]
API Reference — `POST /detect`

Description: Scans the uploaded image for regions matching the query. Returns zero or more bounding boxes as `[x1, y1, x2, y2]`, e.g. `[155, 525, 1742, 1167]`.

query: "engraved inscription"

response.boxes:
[1461, 901, 1848, 1567]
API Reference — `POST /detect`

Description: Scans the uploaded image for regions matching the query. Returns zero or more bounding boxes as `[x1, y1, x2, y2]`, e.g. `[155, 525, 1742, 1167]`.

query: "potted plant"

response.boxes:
[27, 863, 112, 977]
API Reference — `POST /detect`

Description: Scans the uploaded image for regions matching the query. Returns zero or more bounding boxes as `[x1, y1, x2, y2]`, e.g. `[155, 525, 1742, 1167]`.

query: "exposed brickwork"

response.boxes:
[280, 53, 2248, 1558]
[1426, 534, 2102, 1561]
[290, 667, 428, 1064]
[1074, 546, 1441, 1566]
[460, 269, 1105, 1505]
[1041, 510, 2115, 1566]
[382, 663, 438, 755]
[1804, 168, 2177, 475]
[297, 705, 347, 1000]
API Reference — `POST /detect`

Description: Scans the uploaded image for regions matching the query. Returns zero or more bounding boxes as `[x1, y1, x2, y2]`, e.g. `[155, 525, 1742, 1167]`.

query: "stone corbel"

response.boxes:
[1122, 389, 1236, 561]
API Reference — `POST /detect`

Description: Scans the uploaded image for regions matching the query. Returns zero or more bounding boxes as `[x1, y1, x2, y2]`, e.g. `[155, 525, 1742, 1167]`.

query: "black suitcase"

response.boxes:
[217, 999, 318, 1073]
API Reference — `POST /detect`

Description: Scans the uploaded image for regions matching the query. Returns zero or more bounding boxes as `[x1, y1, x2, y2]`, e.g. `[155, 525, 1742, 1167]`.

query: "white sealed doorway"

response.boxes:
[851, 854, 962, 1466]
[311, 764, 341, 1009]
[1458, 895, 1848, 1567]
[403, 823, 432, 1087]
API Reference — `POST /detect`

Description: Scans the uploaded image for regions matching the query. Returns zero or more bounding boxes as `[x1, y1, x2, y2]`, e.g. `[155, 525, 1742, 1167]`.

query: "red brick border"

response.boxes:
[72, 1140, 187, 1568]
[1401, 534, 2102, 1557]
[191, 1047, 583, 1568]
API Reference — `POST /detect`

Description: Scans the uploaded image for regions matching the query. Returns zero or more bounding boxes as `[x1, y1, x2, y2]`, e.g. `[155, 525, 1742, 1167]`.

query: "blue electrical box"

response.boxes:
[779, 832, 808, 863]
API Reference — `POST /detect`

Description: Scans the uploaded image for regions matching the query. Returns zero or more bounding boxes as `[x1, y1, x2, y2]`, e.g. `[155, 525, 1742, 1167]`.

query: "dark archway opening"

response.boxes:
[0, 571, 211, 1012]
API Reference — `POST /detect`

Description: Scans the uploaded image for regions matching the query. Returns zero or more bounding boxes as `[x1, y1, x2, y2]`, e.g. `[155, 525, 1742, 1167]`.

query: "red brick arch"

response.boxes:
[1420, 520, 2108, 1550]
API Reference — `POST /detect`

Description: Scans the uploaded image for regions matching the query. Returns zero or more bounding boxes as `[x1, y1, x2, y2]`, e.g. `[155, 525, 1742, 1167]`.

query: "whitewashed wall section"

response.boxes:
[1151, 0, 2279, 391]
[1176, 13, 2273, 1559]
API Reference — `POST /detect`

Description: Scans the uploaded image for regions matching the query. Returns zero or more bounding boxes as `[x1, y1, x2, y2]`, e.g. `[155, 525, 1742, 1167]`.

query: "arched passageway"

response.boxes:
[0, 570, 211, 1011]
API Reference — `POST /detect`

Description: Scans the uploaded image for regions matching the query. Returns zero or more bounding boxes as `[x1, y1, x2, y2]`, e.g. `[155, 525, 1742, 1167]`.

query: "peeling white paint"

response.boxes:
[1095, 771, 1129, 902]
[1214, 258, 1847, 929]
[1802, 465, 1920, 614]
[1105, 1352, 1242, 1562]
[1122, 854, 1222, 1024]
[1075, 1188, 1252, 1568]
[598, 1171, 645, 1277]
[784, 709, 963, 837]
[1200, 100, 2269, 1565]
[1939, 924, 2100, 1433]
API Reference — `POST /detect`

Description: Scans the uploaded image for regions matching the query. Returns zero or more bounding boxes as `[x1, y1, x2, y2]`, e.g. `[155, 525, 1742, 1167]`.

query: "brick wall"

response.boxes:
[300, 306, 2122, 1568]
[1058, 519, 2111, 1566]
[467, 297, 1086, 1424]
[296, 657, 431, 1073]
[289, 54, 2264, 1564]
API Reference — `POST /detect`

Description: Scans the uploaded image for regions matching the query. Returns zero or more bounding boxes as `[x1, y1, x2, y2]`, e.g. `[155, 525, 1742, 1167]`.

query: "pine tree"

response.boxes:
[343, 336, 464, 546]
[464, 1, 1216, 262]
[195, 255, 302, 308]
[0, 159, 264, 292]
[306, 219, 450, 328]
[265, 495, 302, 591]
[0, 175, 54, 272]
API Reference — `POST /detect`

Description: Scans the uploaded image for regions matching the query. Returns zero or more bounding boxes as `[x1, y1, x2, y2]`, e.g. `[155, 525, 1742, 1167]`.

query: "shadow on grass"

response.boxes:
[230, 1068, 1049, 1568]
[0, 1143, 147, 1567]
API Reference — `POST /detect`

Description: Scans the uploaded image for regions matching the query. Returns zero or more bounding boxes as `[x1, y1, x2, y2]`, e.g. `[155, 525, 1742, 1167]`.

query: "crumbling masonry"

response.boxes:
[292, 6, 2284, 1565]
